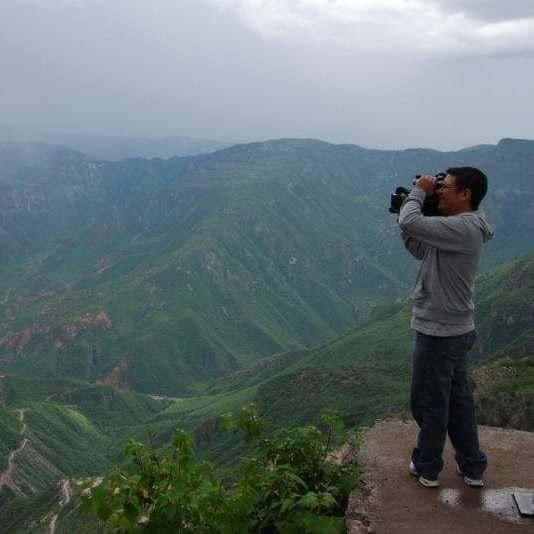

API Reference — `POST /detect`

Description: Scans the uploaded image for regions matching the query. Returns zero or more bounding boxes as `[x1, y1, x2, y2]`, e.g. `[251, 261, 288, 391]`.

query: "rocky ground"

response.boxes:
[346, 419, 534, 533]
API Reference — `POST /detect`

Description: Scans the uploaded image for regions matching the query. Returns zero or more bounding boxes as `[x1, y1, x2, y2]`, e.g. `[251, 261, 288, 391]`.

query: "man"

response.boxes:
[398, 167, 493, 488]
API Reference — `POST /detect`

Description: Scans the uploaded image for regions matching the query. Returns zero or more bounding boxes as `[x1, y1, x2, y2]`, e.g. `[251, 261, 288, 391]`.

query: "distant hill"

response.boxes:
[46, 133, 231, 161]
[0, 126, 231, 160]
[1, 138, 534, 395]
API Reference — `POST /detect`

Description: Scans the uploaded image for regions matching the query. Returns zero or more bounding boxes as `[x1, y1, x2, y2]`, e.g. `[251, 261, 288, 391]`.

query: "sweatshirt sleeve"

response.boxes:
[398, 188, 473, 253]
[401, 231, 426, 260]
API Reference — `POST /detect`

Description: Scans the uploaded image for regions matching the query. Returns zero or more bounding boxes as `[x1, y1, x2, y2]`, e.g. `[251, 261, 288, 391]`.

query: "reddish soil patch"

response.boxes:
[97, 359, 130, 390]
[0, 326, 42, 363]
[53, 311, 112, 350]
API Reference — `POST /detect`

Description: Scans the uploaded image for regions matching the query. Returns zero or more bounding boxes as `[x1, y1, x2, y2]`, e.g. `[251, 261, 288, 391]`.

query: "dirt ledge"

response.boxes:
[346, 419, 534, 534]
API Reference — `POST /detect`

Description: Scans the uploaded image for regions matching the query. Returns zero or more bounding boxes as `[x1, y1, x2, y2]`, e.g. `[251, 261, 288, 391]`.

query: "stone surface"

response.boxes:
[353, 419, 534, 533]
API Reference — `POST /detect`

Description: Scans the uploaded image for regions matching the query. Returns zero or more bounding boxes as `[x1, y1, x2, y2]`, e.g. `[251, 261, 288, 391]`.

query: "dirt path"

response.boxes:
[60, 479, 72, 506]
[49, 514, 58, 534]
[0, 409, 29, 493]
[49, 479, 73, 534]
[148, 394, 182, 402]
[15, 408, 26, 434]
[0, 438, 29, 493]
[347, 420, 534, 533]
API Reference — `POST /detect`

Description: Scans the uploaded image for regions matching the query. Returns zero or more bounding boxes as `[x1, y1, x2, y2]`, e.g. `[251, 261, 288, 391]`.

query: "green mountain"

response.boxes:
[469, 254, 534, 430]
[1, 138, 534, 397]
[1, 253, 533, 531]
[0, 377, 168, 531]
[159, 251, 534, 440]
[85, 252, 534, 457]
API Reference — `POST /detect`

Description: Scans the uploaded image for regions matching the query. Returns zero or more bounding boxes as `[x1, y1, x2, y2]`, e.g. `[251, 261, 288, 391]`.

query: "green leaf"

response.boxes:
[298, 492, 319, 510]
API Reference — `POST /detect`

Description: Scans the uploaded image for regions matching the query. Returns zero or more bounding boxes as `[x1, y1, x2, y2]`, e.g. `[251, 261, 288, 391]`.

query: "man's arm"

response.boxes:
[398, 188, 472, 253]
[398, 192, 427, 259]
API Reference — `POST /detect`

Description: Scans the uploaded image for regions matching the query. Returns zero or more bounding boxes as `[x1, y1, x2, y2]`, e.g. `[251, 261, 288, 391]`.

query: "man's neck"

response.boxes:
[447, 204, 473, 216]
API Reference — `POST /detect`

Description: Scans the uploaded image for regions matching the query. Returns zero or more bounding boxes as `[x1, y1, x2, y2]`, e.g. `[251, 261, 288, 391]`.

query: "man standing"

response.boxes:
[398, 167, 493, 488]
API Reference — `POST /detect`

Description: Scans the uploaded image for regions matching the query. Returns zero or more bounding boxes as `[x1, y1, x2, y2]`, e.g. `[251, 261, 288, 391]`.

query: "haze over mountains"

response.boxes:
[1, 135, 533, 532]
[1, 137, 534, 394]
[0, 125, 231, 161]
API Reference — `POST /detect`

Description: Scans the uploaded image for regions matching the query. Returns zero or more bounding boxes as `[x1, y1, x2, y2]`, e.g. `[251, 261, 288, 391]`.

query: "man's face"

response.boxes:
[437, 174, 471, 215]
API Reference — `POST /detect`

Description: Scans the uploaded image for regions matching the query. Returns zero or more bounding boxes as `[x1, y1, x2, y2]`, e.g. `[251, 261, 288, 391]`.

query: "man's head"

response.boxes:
[438, 167, 488, 215]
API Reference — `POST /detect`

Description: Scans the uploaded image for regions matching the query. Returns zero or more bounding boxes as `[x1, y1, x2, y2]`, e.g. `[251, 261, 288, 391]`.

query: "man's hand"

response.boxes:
[415, 175, 436, 193]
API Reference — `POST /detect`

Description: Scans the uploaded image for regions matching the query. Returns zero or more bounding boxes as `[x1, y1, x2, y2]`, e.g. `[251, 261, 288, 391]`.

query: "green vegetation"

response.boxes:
[1, 138, 534, 530]
[0, 375, 167, 433]
[0, 408, 22, 470]
[1, 402, 113, 497]
[82, 406, 358, 533]
[46, 385, 166, 432]
[0, 485, 63, 534]
[257, 363, 410, 429]
[475, 253, 534, 364]
[3, 138, 534, 394]
[0, 376, 90, 405]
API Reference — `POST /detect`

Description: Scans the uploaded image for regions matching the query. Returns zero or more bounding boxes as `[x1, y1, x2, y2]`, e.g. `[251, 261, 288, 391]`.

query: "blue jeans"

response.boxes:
[410, 331, 487, 480]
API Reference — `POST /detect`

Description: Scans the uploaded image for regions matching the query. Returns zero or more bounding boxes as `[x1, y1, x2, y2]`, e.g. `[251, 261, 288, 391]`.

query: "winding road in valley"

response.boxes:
[0, 409, 28, 494]
[49, 479, 73, 534]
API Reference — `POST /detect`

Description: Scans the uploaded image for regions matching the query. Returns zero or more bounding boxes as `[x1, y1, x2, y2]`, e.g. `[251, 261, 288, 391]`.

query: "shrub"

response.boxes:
[82, 406, 359, 533]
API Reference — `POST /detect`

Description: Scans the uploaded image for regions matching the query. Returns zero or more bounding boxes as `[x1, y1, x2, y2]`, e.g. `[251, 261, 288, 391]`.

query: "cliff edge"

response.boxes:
[347, 419, 534, 533]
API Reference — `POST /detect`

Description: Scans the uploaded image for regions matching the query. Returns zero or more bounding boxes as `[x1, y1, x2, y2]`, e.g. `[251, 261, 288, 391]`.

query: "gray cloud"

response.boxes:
[209, 1, 534, 57]
[1, 0, 533, 150]
[435, 0, 534, 22]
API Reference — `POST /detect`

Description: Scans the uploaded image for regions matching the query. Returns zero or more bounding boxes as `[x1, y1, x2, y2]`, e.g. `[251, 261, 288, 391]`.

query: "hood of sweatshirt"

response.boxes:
[463, 210, 494, 243]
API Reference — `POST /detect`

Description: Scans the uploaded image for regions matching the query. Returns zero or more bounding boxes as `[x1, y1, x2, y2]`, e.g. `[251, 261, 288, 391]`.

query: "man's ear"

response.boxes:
[461, 188, 472, 201]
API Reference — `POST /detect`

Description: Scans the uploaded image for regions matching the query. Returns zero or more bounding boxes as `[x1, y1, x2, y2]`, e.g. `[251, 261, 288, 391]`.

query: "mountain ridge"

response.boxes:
[1, 137, 533, 395]
[1, 251, 533, 532]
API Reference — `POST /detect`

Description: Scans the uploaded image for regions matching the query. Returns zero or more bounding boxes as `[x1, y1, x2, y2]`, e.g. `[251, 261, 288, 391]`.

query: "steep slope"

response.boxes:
[0, 409, 22, 473]
[1, 253, 533, 531]
[473, 359, 534, 431]
[0, 376, 166, 432]
[194, 252, 534, 435]
[0, 402, 112, 515]
[0, 378, 168, 530]
[474, 254, 534, 362]
[1, 139, 534, 395]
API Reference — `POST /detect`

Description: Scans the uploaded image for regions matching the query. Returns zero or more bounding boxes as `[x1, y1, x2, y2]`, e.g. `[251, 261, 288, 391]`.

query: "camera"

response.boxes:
[389, 172, 446, 216]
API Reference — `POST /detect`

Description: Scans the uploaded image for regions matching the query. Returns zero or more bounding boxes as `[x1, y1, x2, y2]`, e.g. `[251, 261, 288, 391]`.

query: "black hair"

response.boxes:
[446, 166, 488, 210]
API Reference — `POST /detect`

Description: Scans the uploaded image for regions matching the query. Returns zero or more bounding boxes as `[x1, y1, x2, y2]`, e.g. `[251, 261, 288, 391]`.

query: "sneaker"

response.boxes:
[418, 476, 440, 488]
[456, 465, 484, 488]
[409, 461, 440, 488]
[409, 461, 419, 477]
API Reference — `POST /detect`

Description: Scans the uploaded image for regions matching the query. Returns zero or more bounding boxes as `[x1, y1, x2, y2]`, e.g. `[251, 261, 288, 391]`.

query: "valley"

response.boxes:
[0, 137, 533, 531]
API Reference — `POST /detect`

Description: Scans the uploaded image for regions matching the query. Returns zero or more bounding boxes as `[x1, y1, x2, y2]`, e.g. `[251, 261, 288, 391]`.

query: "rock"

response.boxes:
[346, 519, 368, 534]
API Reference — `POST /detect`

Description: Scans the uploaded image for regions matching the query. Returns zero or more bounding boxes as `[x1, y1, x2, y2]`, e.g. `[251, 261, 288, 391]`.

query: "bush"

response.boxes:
[82, 406, 359, 533]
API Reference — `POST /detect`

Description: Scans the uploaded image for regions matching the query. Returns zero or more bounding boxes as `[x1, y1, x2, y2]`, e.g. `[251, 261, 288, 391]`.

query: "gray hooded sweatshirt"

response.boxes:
[398, 188, 494, 337]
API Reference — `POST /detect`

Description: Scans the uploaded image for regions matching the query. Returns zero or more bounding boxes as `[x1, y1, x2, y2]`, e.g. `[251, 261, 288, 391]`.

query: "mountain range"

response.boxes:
[1, 136, 534, 531]
[1, 251, 533, 533]
[1, 137, 534, 394]
[0, 125, 230, 160]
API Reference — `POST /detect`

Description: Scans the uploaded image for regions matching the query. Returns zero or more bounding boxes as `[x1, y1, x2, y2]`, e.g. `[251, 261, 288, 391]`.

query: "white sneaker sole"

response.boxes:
[456, 465, 484, 487]
[419, 477, 440, 488]
[409, 462, 440, 487]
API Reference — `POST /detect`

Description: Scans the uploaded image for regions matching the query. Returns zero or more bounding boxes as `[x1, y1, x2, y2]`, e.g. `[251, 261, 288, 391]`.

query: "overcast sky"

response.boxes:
[1, 0, 534, 150]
